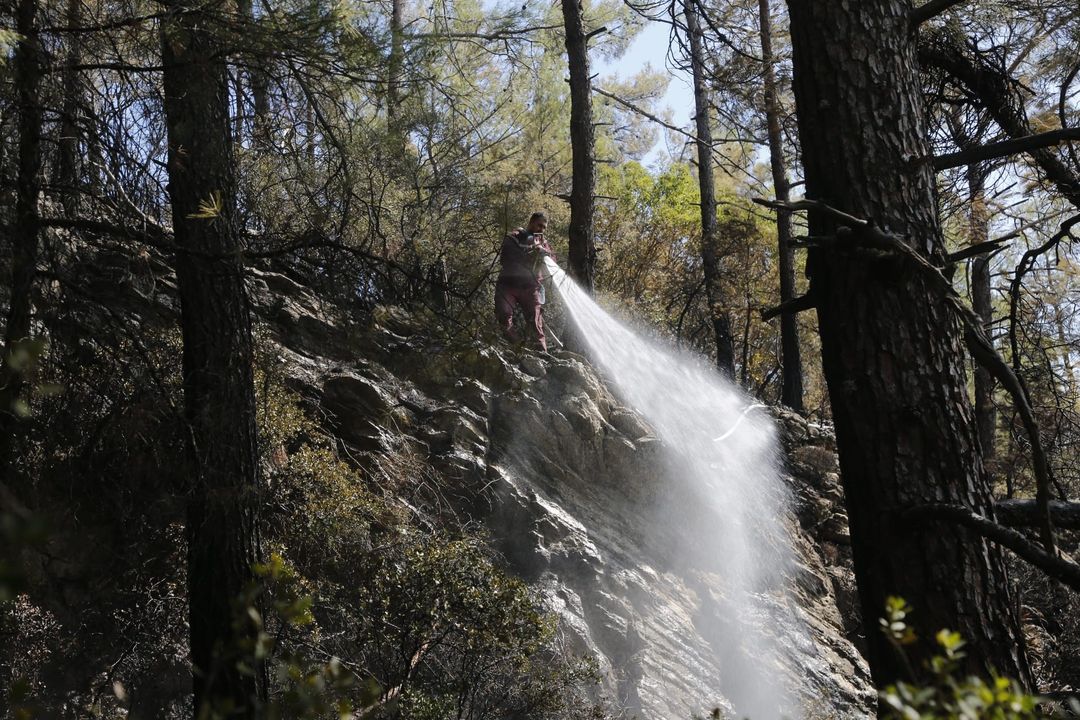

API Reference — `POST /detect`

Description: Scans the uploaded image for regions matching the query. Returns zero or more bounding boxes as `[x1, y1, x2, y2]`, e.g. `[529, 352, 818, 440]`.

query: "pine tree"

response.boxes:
[784, 0, 1032, 686]
[160, 0, 266, 713]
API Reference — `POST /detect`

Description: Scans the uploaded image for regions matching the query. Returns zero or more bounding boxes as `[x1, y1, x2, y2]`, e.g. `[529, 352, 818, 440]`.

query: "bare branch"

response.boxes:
[41, 216, 169, 242]
[35, 216, 470, 302]
[407, 23, 562, 41]
[919, 32, 1080, 206]
[752, 197, 870, 228]
[932, 128, 1080, 171]
[963, 328, 1057, 553]
[909, 0, 968, 29]
[1008, 215, 1080, 378]
[761, 293, 816, 321]
[945, 238, 1007, 264]
[594, 85, 697, 144]
[56, 62, 167, 73]
[904, 503, 1080, 592]
[996, 500, 1080, 530]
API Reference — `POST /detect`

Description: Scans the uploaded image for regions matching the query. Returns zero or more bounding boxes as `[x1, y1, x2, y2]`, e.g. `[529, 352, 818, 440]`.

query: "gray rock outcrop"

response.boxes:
[246, 273, 876, 719]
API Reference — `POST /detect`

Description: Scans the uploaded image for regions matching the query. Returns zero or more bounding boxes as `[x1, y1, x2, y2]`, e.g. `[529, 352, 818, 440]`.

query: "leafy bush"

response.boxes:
[878, 597, 1048, 719]
[255, 375, 606, 719]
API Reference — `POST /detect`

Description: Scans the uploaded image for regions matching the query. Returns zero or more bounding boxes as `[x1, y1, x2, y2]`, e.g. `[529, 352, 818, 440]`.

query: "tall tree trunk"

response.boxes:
[757, 0, 803, 411]
[237, 0, 269, 145]
[160, 2, 266, 715]
[58, 0, 83, 214]
[785, 0, 1030, 687]
[561, 0, 596, 292]
[968, 163, 996, 463]
[387, 0, 405, 145]
[0, 0, 44, 461]
[684, 0, 736, 378]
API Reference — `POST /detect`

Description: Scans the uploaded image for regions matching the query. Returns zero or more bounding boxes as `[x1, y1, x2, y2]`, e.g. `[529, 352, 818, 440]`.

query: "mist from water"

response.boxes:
[546, 258, 801, 720]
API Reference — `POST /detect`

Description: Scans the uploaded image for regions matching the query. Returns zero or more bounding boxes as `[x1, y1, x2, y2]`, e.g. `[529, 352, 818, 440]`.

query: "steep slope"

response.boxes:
[246, 269, 875, 718]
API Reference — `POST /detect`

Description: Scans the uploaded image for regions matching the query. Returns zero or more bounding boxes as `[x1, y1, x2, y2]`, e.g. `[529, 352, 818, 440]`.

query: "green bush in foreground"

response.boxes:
[878, 597, 1051, 719]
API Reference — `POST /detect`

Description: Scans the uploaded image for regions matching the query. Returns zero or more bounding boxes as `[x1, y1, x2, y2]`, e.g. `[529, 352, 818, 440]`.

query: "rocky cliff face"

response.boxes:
[247, 269, 875, 718]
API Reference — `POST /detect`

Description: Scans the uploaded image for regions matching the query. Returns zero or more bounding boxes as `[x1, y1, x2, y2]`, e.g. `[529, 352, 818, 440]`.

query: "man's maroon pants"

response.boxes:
[495, 279, 546, 350]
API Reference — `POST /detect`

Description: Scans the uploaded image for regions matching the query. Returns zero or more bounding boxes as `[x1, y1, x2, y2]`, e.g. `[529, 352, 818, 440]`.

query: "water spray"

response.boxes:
[543, 256, 804, 720]
[713, 403, 768, 443]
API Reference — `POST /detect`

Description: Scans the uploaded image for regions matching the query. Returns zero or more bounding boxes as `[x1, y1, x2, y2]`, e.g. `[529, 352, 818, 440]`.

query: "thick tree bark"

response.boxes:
[757, 0, 803, 410]
[967, 164, 996, 463]
[0, 0, 44, 457]
[561, 0, 596, 292]
[785, 0, 1030, 687]
[160, 1, 266, 715]
[684, 0, 736, 378]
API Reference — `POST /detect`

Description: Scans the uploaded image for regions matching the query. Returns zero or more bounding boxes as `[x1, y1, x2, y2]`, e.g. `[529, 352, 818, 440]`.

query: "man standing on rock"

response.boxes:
[495, 212, 554, 351]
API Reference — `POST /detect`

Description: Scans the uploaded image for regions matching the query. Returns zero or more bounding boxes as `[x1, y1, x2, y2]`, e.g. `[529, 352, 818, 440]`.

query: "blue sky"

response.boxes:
[594, 19, 695, 166]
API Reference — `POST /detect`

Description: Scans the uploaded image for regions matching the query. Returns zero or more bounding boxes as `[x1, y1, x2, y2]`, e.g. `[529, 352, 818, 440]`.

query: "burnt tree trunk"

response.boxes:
[561, 0, 596, 292]
[785, 0, 1030, 686]
[967, 163, 997, 464]
[757, 0, 802, 410]
[684, 0, 736, 378]
[160, 1, 266, 715]
[0, 0, 44, 457]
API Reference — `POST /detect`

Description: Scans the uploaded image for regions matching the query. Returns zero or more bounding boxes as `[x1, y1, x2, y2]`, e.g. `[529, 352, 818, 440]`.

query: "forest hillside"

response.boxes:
[8, 240, 875, 717]
[4, 0, 1080, 718]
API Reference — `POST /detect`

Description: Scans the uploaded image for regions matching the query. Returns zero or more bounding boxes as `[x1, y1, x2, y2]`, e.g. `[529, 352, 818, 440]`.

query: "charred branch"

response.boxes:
[945, 238, 1007, 264]
[585, 26, 608, 41]
[919, 31, 1080, 207]
[1008, 215, 1080, 375]
[963, 328, 1057, 554]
